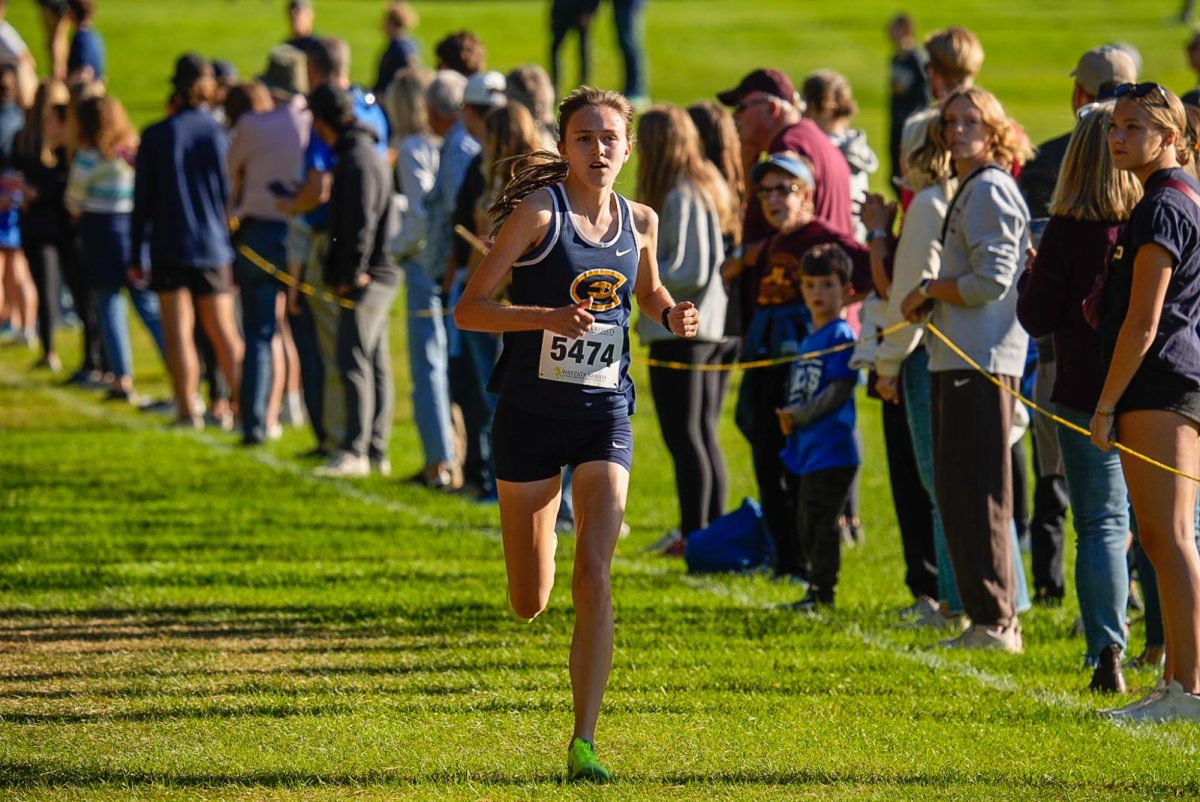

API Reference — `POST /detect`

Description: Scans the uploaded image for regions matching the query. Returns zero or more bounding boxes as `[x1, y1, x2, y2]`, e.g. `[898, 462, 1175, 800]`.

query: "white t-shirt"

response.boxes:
[0, 22, 29, 62]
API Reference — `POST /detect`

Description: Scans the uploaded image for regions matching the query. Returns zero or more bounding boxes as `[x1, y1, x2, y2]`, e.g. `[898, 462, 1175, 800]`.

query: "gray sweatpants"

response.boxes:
[337, 280, 398, 459]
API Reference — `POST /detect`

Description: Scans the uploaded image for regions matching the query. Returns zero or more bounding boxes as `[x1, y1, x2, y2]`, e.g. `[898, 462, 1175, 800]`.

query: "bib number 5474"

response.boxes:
[539, 322, 624, 389]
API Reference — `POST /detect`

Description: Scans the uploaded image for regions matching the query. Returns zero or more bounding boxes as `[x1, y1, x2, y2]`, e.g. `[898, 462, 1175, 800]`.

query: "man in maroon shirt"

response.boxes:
[717, 68, 854, 242]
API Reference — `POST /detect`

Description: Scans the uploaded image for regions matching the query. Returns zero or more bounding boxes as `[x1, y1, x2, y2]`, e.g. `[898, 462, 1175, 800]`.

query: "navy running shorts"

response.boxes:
[492, 399, 633, 482]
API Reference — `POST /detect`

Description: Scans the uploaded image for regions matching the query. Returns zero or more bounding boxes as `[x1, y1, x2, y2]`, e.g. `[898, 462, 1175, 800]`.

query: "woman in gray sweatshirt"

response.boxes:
[899, 86, 1031, 653]
[635, 105, 733, 545]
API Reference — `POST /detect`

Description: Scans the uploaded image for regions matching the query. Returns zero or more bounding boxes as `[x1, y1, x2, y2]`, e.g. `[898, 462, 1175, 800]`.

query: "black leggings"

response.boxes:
[648, 339, 728, 536]
[881, 395, 938, 600]
[23, 237, 60, 357]
[27, 234, 99, 369]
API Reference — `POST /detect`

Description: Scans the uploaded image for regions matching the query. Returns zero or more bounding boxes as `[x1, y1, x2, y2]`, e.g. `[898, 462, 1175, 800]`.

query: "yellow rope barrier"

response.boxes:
[635, 321, 914, 372]
[237, 243, 357, 310]
[925, 322, 1200, 484]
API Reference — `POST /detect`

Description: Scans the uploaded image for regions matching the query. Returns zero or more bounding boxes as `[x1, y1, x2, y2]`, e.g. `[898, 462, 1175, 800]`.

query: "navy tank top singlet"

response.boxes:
[488, 182, 640, 420]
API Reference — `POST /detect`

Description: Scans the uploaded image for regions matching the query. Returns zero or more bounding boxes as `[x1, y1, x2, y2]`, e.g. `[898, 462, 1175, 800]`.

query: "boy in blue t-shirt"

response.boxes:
[775, 243, 861, 611]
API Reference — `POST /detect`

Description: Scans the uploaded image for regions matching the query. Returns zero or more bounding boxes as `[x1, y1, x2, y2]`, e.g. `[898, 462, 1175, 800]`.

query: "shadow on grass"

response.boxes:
[0, 602, 540, 642]
[0, 659, 566, 690]
[0, 758, 1196, 795]
[0, 693, 699, 724]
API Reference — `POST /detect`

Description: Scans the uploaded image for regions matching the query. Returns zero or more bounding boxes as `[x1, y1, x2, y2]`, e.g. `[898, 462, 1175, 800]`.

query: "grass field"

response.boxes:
[5, 0, 1200, 799]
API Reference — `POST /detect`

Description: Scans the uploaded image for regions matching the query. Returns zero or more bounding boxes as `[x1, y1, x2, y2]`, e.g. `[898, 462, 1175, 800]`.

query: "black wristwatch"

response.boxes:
[661, 305, 674, 333]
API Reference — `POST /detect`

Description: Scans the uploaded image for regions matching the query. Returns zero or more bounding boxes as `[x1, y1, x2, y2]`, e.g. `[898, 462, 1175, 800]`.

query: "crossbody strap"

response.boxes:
[938, 163, 1005, 246]
[1158, 177, 1200, 210]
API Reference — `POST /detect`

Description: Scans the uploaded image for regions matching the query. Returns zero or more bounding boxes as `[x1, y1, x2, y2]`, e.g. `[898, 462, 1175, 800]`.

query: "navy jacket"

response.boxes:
[131, 107, 233, 270]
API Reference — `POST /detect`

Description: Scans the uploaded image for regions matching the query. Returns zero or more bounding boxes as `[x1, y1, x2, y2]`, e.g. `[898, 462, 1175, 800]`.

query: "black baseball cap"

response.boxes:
[307, 83, 354, 128]
[170, 53, 211, 92]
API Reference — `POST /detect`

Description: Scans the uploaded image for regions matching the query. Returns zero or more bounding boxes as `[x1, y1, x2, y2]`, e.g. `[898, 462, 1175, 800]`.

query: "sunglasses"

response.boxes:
[1113, 82, 1168, 103]
[735, 97, 772, 114]
[756, 182, 804, 199]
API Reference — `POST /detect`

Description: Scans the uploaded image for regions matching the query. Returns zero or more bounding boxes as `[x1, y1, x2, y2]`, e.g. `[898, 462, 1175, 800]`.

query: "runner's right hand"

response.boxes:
[545, 298, 595, 338]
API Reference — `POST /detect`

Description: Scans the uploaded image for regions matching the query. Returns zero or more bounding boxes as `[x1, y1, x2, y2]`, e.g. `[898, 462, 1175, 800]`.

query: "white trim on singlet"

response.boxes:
[512, 185, 563, 267]
[560, 183, 624, 248]
[619, 194, 640, 254]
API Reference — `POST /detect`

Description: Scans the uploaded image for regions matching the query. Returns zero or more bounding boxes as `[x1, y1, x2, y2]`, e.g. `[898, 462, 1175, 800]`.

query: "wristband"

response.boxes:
[661, 305, 674, 333]
[866, 228, 889, 243]
[917, 278, 933, 298]
[1095, 407, 1116, 418]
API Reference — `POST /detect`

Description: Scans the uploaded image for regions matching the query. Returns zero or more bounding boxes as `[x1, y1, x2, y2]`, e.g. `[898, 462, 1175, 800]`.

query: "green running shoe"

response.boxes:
[566, 737, 611, 783]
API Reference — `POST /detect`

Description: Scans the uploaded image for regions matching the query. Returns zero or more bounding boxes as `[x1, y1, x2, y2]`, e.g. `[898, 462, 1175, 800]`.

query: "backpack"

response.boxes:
[684, 497, 775, 575]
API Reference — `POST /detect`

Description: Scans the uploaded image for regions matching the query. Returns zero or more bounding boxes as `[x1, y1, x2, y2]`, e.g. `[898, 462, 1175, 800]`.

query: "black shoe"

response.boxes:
[781, 591, 833, 613]
[1035, 586, 1065, 607]
[1089, 643, 1128, 694]
[298, 446, 331, 459]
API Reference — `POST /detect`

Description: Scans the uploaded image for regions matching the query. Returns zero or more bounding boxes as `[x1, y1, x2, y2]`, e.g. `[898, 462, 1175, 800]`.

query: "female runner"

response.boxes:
[454, 86, 699, 782]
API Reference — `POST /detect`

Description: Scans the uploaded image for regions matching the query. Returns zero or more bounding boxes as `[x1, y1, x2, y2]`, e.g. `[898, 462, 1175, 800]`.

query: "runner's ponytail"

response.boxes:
[488, 150, 567, 235]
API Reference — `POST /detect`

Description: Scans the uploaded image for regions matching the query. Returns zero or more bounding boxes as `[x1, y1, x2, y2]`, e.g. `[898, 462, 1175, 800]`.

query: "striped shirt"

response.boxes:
[65, 147, 134, 215]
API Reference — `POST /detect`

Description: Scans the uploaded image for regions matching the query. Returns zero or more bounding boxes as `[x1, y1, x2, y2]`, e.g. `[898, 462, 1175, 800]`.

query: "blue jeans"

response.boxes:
[901, 348, 960, 611]
[95, 285, 165, 379]
[902, 347, 1030, 615]
[233, 219, 288, 443]
[612, 0, 647, 98]
[1055, 405, 1130, 664]
[405, 260, 454, 466]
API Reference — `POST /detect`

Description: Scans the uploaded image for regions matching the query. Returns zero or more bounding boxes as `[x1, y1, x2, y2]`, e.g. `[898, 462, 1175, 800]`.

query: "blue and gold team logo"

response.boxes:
[570, 269, 627, 312]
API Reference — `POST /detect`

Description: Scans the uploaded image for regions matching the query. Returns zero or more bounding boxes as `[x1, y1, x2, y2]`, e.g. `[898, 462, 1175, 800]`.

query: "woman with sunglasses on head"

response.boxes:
[1016, 101, 1143, 693]
[899, 86, 1033, 653]
[1092, 82, 1200, 720]
[454, 86, 699, 783]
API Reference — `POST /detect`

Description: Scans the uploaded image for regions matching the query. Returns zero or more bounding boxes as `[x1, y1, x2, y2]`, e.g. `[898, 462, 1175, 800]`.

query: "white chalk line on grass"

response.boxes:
[7, 369, 1196, 756]
[685, 575, 1198, 755]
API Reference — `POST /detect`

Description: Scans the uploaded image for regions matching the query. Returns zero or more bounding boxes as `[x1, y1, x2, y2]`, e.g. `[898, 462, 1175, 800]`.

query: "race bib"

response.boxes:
[538, 323, 624, 389]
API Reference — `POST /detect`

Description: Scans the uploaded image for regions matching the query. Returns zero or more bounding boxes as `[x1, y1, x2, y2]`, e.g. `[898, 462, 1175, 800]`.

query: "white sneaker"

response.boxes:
[280, 393, 306, 427]
[1119, 680, 1200, 722]
[646, 528, 681, 554]
[314, 452, 370, 478]
[897, 595, 939, 620]
[938, 621, 1023, 654]
[266, 423, 284, 441]
[1102, 680, 1168, 719]
[371, 457, 392, 477]
[898, 606, 965, 632]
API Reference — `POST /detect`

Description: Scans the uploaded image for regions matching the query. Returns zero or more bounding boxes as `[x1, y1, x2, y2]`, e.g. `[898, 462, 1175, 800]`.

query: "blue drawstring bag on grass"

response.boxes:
[684, 497, 774, 574]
